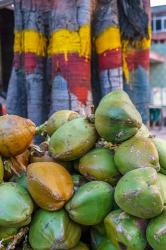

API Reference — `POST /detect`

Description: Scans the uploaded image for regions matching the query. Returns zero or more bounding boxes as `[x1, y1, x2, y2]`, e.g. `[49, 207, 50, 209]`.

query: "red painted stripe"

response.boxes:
[52, 54, 91, 104]
[98, 48, 149, 73]
[98, 48, 122, 72]
[2, 105, 7, 115]
[24, 53, 37, 73]
[13, 52, 91, 105]
[126, 49, 150, 72]
[14, 52, 44, 73]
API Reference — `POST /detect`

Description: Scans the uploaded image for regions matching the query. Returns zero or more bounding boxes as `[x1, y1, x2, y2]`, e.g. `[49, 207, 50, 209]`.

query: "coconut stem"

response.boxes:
[3, 159, 20, 177]
[6, 227, 29, 250]
[96, 139, 118, 151]
[11, 157, 26, 173]
[86, 105, 96, 123]
[35, 122, 47, 136]
[0, 227, 29, 250]
[29, 144, 45, 157]
[22, 235, 32, 249]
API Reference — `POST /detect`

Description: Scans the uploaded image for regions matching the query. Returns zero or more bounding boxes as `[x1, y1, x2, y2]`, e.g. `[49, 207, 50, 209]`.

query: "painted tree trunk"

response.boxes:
[7, 0, 93, 126]
[93, 0, 123, 97]
[48, 0, 92, 116]
[7, 0, 49, 125]
[123, 0, 151, 124]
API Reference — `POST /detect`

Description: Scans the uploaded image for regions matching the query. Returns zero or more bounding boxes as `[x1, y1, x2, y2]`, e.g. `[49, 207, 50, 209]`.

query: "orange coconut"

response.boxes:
[27, 162, 73, 211]
[0, 115, 36, 157]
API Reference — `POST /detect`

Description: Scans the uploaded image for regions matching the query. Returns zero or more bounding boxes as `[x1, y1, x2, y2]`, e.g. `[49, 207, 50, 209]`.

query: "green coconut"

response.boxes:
[104, 209, 147, 250]
[153, 137, 166, 175]
[135, 124, 151, 138]
[47, 110, 80, 136]
[158, 173, 166, 204]
[95, 90, 142, 143]
[29, 209, 81, 250]
[114, 136, 160, 175]
[0, 227, 19, 247]
[10, 172, 28, 190]
[146, 207, 166, 250]
[79, 148, 120, 185]
[65, 181, 114, 225]
[0, 156, 4, 183]
[71, 242, 89, 250]
[0, 182, 33, 228]
[0, 227, 18, 240]
[97, 239, 118, 250]
[49, 117, 98, 161]
[115, 168, 164, 219]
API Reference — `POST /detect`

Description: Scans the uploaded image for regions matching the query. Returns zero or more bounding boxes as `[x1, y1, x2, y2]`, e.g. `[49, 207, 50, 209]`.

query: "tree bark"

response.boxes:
[7, 0, 93, 127]
[123, 0, 151, 124]
[48, 0, 93, 116]
[93, 0, 123, 97]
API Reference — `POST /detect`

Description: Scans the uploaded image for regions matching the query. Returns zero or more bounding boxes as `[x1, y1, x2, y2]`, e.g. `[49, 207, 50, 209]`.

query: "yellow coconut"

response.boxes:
[27, 162, 73, 211]
[0, 115, 36, 157]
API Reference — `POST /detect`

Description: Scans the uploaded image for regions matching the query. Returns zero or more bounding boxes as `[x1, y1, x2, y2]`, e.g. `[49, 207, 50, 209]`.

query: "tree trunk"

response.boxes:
[49, 0, 93, 116]
[93, 0, 123, 97]
[123, 0, 151, 124]
[7, 0, 93, 127]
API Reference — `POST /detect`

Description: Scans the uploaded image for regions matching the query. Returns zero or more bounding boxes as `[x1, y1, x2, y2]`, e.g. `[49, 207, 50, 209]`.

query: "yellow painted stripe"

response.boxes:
[122, 26, 151, 81]
[79, 25, 91, 59]
[123, 37, 151, 52]
[95, 26, 121, 54]
[14, 30, 47, 56]
[123, 26, 151, 52]
[95, 25, 151, 55]
[14, 26, 91, 59]
[48, 25, 91, 59]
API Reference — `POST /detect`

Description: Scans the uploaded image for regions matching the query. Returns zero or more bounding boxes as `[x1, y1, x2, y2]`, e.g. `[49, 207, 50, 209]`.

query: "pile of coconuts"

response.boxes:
[0, 90, 166, 250]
